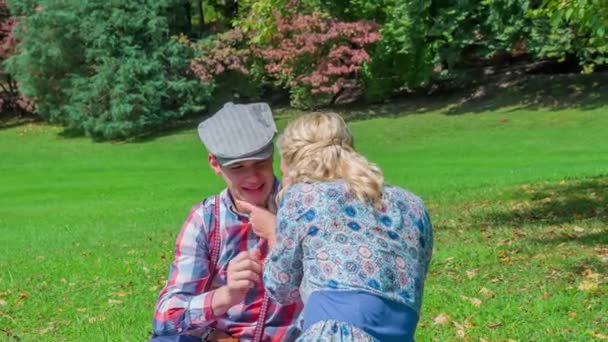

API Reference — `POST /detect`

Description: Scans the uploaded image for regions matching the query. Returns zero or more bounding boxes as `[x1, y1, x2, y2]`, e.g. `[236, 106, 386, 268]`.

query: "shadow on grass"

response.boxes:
[445, 72, 608, 115]
[0, 115, 40, 130]
[130, 116, 207, 143]
[335, 94, 454, 122]
[532, 230, 608, 247]
[333, 71, 608, 122]
[55, 115, 206, 143]
[482, 176, 608, 226]
[21, 71, 608, 141]
[475, 176, 608, 246]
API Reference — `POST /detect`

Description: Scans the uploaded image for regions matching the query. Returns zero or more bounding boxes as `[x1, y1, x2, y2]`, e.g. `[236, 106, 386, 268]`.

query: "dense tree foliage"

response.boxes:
[4, 0, 607, 137]
[0, 0, 31, 116]
[7, 0, 211, 139]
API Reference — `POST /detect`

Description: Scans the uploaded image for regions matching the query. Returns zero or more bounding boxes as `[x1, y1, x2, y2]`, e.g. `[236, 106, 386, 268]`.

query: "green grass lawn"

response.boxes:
[1, 76, 607, 341]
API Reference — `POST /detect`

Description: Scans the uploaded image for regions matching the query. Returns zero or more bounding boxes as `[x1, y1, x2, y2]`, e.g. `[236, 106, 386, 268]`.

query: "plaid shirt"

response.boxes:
[153, 187, 303, 341]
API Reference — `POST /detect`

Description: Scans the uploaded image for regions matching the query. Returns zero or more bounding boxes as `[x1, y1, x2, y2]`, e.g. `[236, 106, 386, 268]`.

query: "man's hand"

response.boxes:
[236, 200, 277, 243]
[227, 249, 262, 293]
[212, 249, 262, 316]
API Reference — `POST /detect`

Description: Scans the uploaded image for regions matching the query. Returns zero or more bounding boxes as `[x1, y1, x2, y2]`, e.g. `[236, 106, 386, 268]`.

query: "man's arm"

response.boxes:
[153, 203, 220, 335]
[153, 203, 264, 336]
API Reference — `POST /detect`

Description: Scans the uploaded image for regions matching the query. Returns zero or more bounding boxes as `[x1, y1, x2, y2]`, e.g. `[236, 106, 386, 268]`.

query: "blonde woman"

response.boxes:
[261, 112, 433, 341]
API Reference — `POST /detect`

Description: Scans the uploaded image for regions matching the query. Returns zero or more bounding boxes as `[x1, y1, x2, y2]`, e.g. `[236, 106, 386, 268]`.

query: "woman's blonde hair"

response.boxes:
[278, 112, 384, 207]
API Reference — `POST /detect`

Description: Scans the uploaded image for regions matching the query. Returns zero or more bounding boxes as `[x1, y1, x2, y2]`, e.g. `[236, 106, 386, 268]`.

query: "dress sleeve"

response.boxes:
[263, 184, 314, 305]
[414, 196, 433, 276]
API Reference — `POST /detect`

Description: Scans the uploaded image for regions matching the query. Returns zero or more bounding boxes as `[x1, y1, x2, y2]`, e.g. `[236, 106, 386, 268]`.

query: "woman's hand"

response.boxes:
[236, 200, 277, 245]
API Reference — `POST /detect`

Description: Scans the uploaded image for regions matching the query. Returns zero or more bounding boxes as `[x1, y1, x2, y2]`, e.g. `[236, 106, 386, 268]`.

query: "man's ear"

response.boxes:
[208, 154, 223, 176]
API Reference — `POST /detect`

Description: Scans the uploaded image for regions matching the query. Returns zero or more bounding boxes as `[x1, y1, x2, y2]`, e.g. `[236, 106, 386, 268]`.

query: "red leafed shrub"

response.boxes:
[256, 9, 380, 107]
[190, 29, 251, 85]
[0, 0, 33, 116]
[189, 3, 380, 109]
[190, 28, 263, 106]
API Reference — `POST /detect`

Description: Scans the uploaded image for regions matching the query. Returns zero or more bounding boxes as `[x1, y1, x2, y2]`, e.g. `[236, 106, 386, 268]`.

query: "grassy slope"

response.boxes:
[1, 74, 607, 341]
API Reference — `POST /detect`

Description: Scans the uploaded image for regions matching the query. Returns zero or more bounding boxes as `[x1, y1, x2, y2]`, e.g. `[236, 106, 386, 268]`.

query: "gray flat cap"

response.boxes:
[198, 102, 277, 166]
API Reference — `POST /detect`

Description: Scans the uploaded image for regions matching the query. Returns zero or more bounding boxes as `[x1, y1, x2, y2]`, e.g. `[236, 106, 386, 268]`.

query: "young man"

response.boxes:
[152, 103, 302, 342]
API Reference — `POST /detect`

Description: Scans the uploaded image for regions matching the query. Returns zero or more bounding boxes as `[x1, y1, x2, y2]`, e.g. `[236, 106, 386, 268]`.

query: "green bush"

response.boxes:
[7, 0, 211, 140]
[8, 0, 608, 125]
[529, 0, 608, 73]
[361, 0, 434, 101]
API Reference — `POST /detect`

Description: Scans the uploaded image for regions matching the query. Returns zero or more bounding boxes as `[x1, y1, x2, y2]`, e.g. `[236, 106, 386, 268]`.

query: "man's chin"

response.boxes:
[239, 191, 270, 207]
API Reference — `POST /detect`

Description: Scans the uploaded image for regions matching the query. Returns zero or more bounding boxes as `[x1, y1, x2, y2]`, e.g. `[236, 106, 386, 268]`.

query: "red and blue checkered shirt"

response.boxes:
[153, 188, 303, 341]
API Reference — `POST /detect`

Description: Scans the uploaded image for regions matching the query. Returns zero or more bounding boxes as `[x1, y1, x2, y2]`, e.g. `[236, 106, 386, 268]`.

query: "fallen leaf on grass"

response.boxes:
[497, 250, 513, 264]
[108, 299, 123, 305]
[487, 322, 503, 329]
[582, 269, 601, 280]
[479, 287, 495, 298]
[39, 326, 56, 334]
[497, 239, 511, 246]
[462, 295, 482, 307]
[579, 269, 602, 292]
[452, 319, 475, 338]
[514, 231, 527, 238]
[466, 269, 479, 279]
[453, 321, 466, 338]
[589, 331, 608, 340]
[432, 313, 450, 325]
[596, 245, 608, 263]
[0, 299, 6, 306]
[579, 280, 600, 292]
[88, 315, 106, 323]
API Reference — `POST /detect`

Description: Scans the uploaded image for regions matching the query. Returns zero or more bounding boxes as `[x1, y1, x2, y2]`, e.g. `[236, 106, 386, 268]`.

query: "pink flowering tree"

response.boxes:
[190, 2, 381, 109]
[0, 0, 32, 116]
[190, 28, 264, 105]
[190, 29, 251, 85]
[256, 8, 380, 108]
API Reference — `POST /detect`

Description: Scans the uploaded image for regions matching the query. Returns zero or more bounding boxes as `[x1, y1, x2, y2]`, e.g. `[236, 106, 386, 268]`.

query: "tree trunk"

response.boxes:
[197, 0, 205, 37]
[223, 0, 237, 20]
[184, 1, 192, 35]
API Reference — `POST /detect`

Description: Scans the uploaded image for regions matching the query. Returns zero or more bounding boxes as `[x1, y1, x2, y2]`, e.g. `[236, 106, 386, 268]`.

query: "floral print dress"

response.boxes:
[263, 181, 433, 341]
